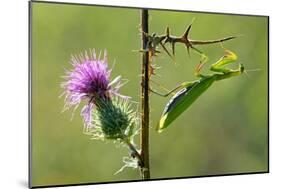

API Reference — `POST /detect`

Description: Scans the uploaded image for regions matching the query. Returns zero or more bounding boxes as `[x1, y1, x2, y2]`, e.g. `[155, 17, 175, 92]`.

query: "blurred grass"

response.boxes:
[31, 2, 268, 186]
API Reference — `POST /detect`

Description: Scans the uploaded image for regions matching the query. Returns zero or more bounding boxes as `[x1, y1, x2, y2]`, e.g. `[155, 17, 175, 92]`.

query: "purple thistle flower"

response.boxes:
[61, 49, 128, 127]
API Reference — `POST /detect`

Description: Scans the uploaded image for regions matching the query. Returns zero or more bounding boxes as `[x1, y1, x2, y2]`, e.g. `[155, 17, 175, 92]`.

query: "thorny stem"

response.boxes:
[140, 9, 150, 180]
[143, 25, 236, 60]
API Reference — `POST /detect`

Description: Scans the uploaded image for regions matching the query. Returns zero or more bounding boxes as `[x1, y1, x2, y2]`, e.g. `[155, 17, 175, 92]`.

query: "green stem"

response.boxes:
[124, 139, 143, 167]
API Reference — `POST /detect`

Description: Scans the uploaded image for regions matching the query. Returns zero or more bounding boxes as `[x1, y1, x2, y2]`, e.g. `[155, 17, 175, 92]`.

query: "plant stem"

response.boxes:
[124, 139, 143, 166]
[140, 9, 150, 180]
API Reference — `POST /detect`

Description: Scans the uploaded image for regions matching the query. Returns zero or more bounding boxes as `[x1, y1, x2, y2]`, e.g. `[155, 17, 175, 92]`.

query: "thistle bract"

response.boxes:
[88, 97, 138, 141]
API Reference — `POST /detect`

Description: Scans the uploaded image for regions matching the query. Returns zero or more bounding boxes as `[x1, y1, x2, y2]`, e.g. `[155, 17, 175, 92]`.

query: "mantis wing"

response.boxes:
[157, 77, 215, 133]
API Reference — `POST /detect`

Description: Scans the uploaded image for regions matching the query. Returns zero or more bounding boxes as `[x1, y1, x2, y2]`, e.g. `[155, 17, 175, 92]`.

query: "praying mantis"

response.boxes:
[149, 49, 244, 132]
[138, 22, 245, 132]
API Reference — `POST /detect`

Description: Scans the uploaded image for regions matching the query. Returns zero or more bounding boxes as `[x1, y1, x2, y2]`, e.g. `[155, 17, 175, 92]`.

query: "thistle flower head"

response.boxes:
[61, 49, 127, 126]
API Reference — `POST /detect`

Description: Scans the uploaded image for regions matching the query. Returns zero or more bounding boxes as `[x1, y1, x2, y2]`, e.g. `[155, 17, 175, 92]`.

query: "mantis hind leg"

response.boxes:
[149, 79, 196, 97]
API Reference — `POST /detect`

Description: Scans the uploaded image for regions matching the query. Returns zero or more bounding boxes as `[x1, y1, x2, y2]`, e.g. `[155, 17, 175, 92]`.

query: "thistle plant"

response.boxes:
[61, 49, 142, 172]
[61, 9, 245, 181]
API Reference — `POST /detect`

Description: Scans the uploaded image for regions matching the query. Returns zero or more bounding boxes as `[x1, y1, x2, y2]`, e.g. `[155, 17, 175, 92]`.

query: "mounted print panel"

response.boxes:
[29, 1, 269, 188]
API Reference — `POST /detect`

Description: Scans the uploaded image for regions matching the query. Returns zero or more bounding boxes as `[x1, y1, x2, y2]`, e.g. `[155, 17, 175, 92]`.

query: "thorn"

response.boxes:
[155, 49, 161, 54]
[166, 26, 170, 36]
[172, 42, 175, 56]
[160, 42, 174, 61]
[182, 18, 196, 42]
[226, 36, 237, 40]
[186, 45, 191, 57]
[183, 24, 192, 39]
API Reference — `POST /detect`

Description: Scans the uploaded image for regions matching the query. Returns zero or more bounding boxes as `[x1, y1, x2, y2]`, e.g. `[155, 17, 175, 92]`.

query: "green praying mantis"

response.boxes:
[138, 22, 246, 133]
[149, 49, 244, 132]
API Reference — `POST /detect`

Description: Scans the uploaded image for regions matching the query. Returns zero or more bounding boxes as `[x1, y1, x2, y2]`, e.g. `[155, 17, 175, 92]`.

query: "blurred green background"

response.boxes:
[31, 2, 268, 187]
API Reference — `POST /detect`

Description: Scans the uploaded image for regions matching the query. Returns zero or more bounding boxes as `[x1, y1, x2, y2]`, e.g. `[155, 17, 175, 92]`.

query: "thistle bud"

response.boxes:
[90, 97, 138, 141]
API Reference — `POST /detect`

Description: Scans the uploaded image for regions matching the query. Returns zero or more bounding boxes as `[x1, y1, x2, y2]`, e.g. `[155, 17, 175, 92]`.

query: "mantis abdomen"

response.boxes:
[158, 76, 216, 132]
